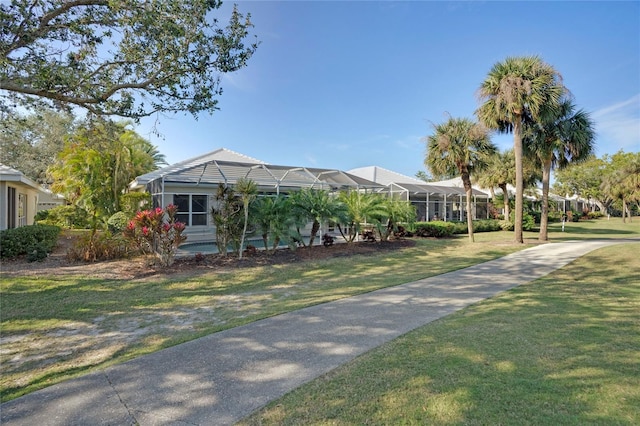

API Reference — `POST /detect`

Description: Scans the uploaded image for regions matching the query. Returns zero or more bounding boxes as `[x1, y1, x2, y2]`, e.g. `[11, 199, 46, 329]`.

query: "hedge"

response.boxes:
[0, 224, 61, 260]
[413, 219, 502, 238]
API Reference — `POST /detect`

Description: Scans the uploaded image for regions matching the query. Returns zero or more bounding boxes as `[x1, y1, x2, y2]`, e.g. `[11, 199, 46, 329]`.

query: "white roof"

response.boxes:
[0, 164, 42, 191]
[131, 148, 265, 187]
[347, 166, 426, 186]
[130, 148, 383, 192]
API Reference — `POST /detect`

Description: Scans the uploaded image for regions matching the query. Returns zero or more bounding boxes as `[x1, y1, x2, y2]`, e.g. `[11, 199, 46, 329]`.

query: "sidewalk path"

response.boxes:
[2, 239, 637, 425]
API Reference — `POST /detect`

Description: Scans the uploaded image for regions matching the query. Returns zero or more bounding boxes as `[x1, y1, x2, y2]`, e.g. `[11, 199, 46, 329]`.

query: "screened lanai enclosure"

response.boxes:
[348, 166, 491, 222]
[129, 149, 493, 243]
[129, 148, 384, 242]
[388, 182, 490, 222]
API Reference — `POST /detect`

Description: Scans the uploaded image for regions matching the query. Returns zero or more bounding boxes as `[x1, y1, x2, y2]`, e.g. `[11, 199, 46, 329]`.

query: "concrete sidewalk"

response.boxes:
[2, 239, 636, 426]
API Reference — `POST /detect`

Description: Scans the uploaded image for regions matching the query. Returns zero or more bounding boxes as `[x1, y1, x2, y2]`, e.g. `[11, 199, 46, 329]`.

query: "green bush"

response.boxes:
[413, 219, 503, 238]
[500, 220, 514, 231]
[530, 210, 541, 224]
[26, 244, 49, 262]
[508, 211, 535, 231]
[414, 222, 455, 238]
[587, 211, 604, 219]
[120, 192, 151, 216]
[472, 219, 502, 233]
[107, 211, 131, 233]
[0, 224, 61, 259]
[548, 211, 563, 223]
[35, 205, 90, 229]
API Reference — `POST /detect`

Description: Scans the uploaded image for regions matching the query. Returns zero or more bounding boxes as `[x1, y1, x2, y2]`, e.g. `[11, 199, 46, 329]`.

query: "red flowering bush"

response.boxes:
[124, 204, 187, 267]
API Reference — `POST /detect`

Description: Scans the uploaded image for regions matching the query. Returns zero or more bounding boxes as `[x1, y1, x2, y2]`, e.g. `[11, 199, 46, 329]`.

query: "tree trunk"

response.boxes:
[309, 220, 320, 247]
[499, 183, 509, 220]
[513, 116, 524, 243]
[462, 173, 474, 242]
[239, 201, 249, 259]
[539, 157, 552, 242]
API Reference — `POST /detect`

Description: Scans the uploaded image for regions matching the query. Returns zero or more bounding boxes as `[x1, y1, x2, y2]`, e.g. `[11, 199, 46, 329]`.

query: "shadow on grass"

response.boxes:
[239, 243, 640, 425]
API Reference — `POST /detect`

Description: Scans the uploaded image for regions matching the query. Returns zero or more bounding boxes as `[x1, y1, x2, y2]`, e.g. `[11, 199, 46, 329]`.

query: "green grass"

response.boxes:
[240, 241, 640, 426]
[0, 218, 638, 403]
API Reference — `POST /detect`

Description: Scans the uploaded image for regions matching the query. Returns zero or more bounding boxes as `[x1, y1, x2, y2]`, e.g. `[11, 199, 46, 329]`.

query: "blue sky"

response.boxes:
[139, 1, 640, 179]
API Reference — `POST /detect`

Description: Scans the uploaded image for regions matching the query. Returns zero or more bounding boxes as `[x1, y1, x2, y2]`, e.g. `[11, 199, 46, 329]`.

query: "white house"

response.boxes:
[129, 148, 383, 242]
[0, 164, 42, 230]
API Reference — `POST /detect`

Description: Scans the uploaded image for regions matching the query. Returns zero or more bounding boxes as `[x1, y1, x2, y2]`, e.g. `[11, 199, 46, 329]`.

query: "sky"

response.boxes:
[139, 0, 640, 179]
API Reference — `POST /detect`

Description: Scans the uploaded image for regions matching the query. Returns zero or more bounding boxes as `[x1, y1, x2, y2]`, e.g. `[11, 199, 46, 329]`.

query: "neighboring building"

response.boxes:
[348, 166, 491, 222]
[0, 164, 42, 230]
[38, 188, 66, 211]
[129, 148, 383, 242]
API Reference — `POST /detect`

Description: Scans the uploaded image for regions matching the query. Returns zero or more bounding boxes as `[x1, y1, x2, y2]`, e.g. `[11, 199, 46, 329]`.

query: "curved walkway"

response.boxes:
[2, 239, 637, 426]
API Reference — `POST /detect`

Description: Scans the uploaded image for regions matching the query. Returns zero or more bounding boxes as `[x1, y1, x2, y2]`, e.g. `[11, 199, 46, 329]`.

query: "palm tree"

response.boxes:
[425, 116, 497, 242]
[373, 196, 417, 241]
[290, 188, 347, 247]
[601, 153, 640, 223]
[524, 99, 595, 241]
[477, 55, 565, 243]
[235, 178, 257, 259]
[337, 190, 388, 242]
[473, 150, 515, 219]
[251, 195, 297, 253]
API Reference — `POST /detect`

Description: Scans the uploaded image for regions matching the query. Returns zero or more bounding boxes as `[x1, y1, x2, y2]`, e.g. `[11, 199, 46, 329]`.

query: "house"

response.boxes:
[348, 166, 491, 222]
[129, 148, 384, 242]
[0, 164, 42, 230]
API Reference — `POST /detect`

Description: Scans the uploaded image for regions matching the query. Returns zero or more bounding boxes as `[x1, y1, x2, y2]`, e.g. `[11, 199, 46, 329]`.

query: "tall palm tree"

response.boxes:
[524, 99, 595, 241]
[425, 116, 496, 242]
[477, 55, 565, 243]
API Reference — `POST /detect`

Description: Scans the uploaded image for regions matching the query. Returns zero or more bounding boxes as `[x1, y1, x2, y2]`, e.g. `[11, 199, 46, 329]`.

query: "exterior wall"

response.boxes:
[0, 181, 40, 230]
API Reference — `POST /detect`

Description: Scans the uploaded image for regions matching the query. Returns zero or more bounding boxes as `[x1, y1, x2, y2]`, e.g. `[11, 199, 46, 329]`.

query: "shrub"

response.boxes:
[587, 211, 604, 219]
[107, 211, 131, 233]
[508, 211, 535, 231]
[35, 205, 90, 229]
[120, 192, 152, 216]
[26, 244, 49, 262]
[414, 222, 455, 238]
[66, 231, 134, 262]
[500, 220, 514, 231]
[548, 211, 563, 223]
[414, 219, 502, 237]
[472, 219, 502, 233]
[0, 224, 61, 259]
[123, 204, 187, 267]
[530, 210, 541, 224]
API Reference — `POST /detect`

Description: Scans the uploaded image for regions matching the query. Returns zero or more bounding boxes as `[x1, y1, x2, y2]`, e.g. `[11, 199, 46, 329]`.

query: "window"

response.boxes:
[173, 194, 208, 226]
[18, 193, 26, 227]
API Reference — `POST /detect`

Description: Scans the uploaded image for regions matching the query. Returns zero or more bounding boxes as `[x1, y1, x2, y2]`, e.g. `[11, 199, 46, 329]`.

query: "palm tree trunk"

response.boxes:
[499, 183, 509, 220]
[513, 116, 524, 243]
[239, 201, 249, 259]
[309, 220, 320, 247]
[462, 173, 474, 242]
[539, 157, 552, 242]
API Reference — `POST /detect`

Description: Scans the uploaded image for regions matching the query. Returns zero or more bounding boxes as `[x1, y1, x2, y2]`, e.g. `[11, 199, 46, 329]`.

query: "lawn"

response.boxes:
[240, 233, 640, 425]
[0, 218, 638, 405]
